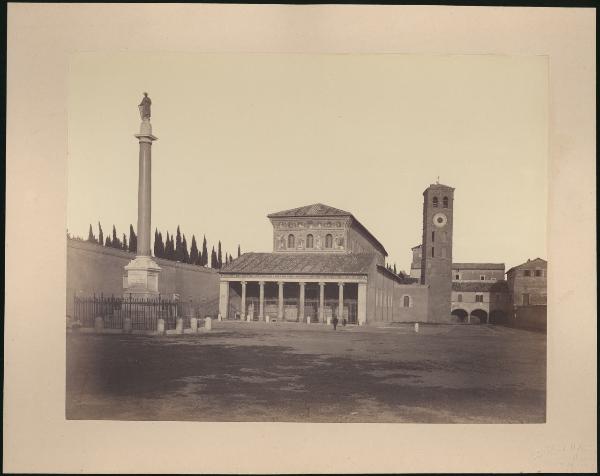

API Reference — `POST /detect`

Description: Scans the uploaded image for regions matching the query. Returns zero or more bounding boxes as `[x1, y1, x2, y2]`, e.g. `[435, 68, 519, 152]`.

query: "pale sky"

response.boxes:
[67, 53, 547, 272]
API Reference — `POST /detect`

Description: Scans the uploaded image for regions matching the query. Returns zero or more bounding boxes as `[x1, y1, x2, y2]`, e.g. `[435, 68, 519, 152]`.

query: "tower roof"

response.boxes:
[423, 183, 455, 194]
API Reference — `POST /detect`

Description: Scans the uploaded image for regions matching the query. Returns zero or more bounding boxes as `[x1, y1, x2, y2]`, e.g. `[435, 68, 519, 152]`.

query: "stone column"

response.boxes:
[299, 282, 306, 322]
[219, 280, 229, 319]
[259, 281, 265, 320]
[278, 281, 284, 321]
[319, 282, 325, 323]
[338, 282, 344, 319]
[241, 281, 247, 320]
[357, 282, 367, 325]
[124, 112, 161, 298]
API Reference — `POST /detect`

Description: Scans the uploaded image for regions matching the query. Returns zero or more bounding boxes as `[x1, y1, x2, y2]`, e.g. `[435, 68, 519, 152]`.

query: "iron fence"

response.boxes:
[73, 295, 180, 331]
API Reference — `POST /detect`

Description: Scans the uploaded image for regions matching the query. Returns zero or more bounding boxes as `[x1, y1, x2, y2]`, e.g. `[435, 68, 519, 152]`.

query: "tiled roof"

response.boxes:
[452, 263, 505, 270]
[506, 258, 547, 274]
[452, 281, 509, 293]
[267, 203, 352, 218]
[220, 252, 375, 275]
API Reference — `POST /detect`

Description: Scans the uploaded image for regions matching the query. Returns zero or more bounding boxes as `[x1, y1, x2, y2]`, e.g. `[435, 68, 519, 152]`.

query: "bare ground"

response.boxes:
[66, 321, 546, 423]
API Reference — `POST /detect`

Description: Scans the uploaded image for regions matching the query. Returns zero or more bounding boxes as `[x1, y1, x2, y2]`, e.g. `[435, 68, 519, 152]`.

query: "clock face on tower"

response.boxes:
[432, 212, 448, 228]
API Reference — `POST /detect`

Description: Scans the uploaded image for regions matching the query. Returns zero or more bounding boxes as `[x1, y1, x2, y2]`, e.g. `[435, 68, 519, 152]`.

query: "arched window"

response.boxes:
[306, 234, 314, 248]
[403, 295, 411, 308]
[325, 234, 333, 249]
[432, 196, 439, 208]
[443, 196, 449, 208]
[288, 234, 295, 249]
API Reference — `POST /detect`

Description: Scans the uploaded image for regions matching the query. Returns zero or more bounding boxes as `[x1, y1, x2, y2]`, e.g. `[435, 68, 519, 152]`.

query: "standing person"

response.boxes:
[332, 316, 339, 330]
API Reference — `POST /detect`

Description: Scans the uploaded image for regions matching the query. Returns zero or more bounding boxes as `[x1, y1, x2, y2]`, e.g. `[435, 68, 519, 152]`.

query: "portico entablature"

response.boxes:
[220, 274, 368, 284]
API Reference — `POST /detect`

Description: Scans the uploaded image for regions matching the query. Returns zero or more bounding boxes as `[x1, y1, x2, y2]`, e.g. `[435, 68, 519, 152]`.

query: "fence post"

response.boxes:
[157, 317, 165, 335]
[204, 316, 212, 331]
[190, 317, 198, 333]
[94, 316, 104, 333]
[176, 317, 183, 334]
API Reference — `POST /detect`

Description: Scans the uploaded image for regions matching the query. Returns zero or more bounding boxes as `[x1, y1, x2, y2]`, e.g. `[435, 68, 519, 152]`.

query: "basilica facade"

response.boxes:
[218, 183, 455, 324]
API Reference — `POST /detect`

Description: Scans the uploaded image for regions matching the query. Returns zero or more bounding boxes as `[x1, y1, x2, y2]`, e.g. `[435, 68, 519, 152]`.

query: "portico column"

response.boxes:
[278, 281, 284, 321]
[241, 281, 247, 320]
[219, 280, 229, 319]
[338, 282, 344, 320]
[259, 281, 265, 320]
[319, 282, 325, 323]
[299, 282, 306, 322]
[358, 282, 367, 325]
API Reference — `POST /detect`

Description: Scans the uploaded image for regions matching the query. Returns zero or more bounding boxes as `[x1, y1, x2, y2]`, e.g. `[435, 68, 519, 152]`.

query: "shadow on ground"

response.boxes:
[66, 324, 546, 423]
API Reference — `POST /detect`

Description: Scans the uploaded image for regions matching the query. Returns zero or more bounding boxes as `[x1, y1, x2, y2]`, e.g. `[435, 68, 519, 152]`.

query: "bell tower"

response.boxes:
[420, 183, 454, 322]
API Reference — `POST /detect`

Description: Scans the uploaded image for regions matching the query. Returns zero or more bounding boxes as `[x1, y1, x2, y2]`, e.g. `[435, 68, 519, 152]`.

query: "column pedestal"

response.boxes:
[124, 255, 161, 298]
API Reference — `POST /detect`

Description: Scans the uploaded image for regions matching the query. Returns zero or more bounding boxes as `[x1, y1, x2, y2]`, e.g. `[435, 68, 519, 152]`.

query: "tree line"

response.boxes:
[82, 222, 240, 269]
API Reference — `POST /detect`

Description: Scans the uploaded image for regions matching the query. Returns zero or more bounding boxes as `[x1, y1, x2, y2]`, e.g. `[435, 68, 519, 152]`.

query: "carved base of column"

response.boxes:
[123, 255, 162, 299]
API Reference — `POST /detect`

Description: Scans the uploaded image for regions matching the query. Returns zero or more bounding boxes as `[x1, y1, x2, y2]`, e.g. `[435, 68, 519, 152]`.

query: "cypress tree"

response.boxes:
[164, 231, 172, 260]
[201, 235, 208, 266]
[153, 229, 159, 257]
[210, 246, 217, 268]
[175, 226, 182, 261]
[105, 235, 111, 247]
[112, 225, 120, 248]
[217, 241, 223, 269]
[237, 244, 241, 258]
[190, 235, 199, 265]
[87, 224, 96, 243]
[128, 225, 135, 253]
[393, 263, 397, 275]
[182, 234, 190, 263]
[98, 222, 104, 247]
[123, 234, 128, 250]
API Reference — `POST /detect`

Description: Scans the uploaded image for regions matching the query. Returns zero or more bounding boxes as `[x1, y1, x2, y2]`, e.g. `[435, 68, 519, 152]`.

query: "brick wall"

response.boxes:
[66, 239, 219, 317]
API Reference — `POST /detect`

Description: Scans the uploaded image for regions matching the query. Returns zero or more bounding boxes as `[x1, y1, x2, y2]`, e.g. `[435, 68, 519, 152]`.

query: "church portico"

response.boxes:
[220, 275, 364, 324]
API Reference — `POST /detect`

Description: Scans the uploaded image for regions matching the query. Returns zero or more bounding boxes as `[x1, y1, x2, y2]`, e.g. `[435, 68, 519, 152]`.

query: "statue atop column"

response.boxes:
[138, 92, 152, 121]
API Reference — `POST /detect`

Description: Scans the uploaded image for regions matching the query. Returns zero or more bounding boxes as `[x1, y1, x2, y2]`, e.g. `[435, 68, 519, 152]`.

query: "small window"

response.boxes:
[524, 270, 531, 277]
[432, 197, 438, 208]
[522, 293, 530, 305]
[475, 294, 484, 303]
[431, 231, 435, 242]
[443, 196, 449, 208]
[535, 269, 543, 277]
[306, 234, 314, 248]
[480, 275, 485, 281]
[455, 274, 460, 280]
[431, 247, 435, 257]
[287, 234, 295, 248]
[325, 234, 333, 248]
[403, 295, 410, 308]
[457, 294, 463, 302]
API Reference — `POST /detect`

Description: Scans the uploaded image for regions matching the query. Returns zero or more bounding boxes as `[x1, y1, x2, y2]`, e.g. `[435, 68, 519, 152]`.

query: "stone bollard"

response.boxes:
[190, 317, 198, 333]
[306, 316, 311, 325]
[414, 322, 419, 333]
[247, 314, 252, 322]
[176, 317, 184, 334]
[123, 317, 132, 333]
[157, 318, 165, 335]
[204, 317, 212, 331]
[326, 316, 331, 325]
[94, 316, 104, 333]
[265, 315, 270, 324]
[218, 313, 222, 321]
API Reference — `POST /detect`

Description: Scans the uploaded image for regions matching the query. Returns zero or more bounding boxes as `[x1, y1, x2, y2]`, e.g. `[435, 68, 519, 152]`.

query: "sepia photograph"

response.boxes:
[4, 4, 596, 474]
[65, 53, 548, 424]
